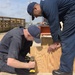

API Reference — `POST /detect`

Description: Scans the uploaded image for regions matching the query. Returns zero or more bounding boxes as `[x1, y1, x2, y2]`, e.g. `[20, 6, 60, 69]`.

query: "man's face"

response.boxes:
[26, 33, 34, 41]
[24, 29, 34, 41]
[33, 4, 42, 17]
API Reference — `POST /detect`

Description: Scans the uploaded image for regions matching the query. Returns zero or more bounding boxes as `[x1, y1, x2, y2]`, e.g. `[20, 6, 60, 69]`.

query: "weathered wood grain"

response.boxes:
[30, 46, 75, 73]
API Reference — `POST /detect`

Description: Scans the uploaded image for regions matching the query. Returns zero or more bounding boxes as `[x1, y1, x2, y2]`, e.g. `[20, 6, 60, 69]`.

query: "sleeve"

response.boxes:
[8, 36, 21, 59]
[43, 0, 61, 42]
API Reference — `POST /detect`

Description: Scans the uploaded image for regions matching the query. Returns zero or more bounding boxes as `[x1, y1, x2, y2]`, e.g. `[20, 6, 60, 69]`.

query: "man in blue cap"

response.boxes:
[0, 25, 40, 75]
[27, 0, 75, 75]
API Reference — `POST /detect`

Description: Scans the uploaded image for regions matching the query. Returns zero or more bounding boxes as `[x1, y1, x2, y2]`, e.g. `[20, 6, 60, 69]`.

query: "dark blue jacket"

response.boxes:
[40, 0, 75, 42]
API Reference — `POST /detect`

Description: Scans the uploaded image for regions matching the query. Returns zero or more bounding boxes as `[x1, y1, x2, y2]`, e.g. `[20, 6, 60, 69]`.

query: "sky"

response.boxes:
[0, 0, 43, 23]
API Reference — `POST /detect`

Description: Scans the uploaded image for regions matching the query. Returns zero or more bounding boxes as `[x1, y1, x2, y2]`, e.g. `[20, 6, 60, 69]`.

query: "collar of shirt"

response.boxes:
[19, 27, 24, 35]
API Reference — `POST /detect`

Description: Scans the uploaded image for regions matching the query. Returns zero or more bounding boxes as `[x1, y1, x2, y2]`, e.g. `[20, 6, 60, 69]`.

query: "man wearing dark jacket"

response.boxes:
[0, 25, 40, 75]
[27, 0, 75, 75]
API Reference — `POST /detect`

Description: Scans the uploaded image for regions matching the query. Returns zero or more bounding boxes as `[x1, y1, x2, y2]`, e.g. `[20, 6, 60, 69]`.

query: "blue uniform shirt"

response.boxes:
[40, 0, 75, 42]
[0, 27, 32, 60]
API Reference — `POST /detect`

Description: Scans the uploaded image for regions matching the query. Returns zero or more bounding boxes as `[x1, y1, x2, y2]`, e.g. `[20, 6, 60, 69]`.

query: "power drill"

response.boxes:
[25, 56, 35, 74]
[29, 56, 35, 74]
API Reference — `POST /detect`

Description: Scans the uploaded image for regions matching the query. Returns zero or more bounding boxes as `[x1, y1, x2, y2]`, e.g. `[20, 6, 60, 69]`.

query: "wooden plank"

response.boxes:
[30, 46, 75, 73]
[30, 46, 61, 73]
[41, 36, 53, 45]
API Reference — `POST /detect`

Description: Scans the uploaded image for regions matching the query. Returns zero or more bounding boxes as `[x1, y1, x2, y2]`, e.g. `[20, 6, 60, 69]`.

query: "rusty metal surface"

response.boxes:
[40, 26, 50, 34]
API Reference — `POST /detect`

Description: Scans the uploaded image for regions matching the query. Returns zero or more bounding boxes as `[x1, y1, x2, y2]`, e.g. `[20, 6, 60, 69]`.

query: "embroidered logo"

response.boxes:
[36, 34, 40, 38]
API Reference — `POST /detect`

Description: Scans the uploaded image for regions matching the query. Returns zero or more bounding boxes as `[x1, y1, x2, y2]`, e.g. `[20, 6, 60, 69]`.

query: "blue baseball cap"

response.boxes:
[27, 2, 37, 20]
[28, 25, 41, 43]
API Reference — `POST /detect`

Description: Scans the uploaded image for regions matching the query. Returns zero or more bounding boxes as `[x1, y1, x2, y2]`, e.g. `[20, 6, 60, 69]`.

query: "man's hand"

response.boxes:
[27, 61, 35, 68]
[7, 58, 35, 69]
[48, 42, 61, 53]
